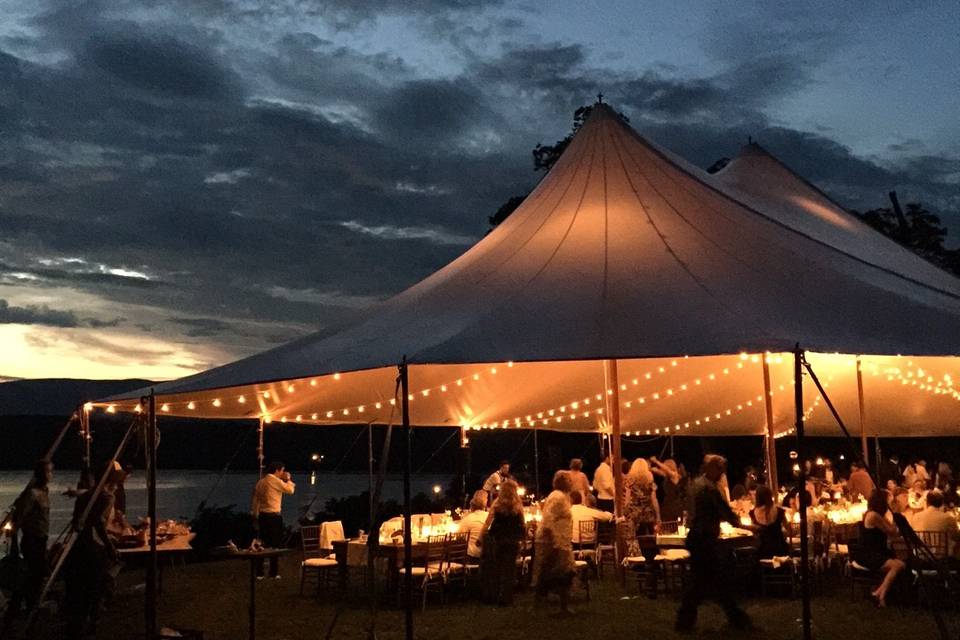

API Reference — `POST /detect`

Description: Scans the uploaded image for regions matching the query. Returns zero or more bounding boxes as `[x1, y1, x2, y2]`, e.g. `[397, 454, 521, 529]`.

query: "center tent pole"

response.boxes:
[398, 358, 413, 640]
[794, 346, 812, 640]
[145, 391, 158, 640]
[856, 356, 869, 468]
[603, 359, 624, 518]
[762, 355, 779, 491]
[533, 422, 541, 499]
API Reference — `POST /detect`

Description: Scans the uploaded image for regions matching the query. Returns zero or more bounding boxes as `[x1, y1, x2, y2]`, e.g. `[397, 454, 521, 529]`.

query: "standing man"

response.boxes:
[482, 461, 511, 505]
[251, 461, 295, 579]
[675, 454, 752, 633]
[593, 455, 615, 513]
[2, 459, 52, 633]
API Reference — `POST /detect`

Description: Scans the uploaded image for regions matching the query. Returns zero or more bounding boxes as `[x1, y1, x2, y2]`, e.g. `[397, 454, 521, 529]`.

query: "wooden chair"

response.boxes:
[398, 534, 448, 610]
[299, 525, 337, 596]
[621, 533, 667, 598]
[574, 519, 599, 569]
[916, 530, 950, 560]
[445, 532, 471, 595]
[595, 520, 617, 578]
[759, 556, 796, 596]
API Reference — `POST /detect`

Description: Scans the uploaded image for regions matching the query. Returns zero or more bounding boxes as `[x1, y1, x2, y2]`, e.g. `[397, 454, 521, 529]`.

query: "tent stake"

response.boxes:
[856, 356, 869, 468]
[794, 346, 812, 640]
[762, 356, 778, 491]
[145, 391, 158, 640]
[399, 358, 413, 640]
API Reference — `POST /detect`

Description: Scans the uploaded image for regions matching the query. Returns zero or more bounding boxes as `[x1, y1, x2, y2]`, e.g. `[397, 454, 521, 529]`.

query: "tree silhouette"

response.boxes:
[854, 199, 959, 276]
[487, 104, 629, 230]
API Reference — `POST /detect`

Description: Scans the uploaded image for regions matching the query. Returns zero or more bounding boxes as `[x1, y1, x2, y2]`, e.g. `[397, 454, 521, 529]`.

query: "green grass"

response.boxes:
[27, 555, 957, 639]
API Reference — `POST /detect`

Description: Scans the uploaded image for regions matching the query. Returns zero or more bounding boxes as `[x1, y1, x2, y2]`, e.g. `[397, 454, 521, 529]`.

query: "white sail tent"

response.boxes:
[96, 104, 960, 438]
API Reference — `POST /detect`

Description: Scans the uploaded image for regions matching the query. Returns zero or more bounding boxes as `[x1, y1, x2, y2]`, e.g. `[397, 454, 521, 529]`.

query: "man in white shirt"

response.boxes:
[570, 490, 613, 544]
[251, 461, 296, 578]
[593, 456, 615, 513]
[482, 461, 511, 505]
[457, 490, 489, 562]
[910, 490, 960, 559]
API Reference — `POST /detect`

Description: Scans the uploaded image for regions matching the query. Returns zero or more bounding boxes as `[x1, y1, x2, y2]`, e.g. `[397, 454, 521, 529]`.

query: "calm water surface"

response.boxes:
[0, 470, 452, 535]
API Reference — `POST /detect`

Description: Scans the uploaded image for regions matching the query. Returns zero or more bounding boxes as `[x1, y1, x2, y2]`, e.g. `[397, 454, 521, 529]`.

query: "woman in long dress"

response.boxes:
[532, 471, 575, 611]
[624, 459, 660, 536]
[479, 481, 526, 605]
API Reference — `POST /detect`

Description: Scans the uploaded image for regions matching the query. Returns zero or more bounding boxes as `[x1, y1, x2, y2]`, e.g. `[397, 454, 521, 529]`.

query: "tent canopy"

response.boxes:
[98, 104, 960, 437]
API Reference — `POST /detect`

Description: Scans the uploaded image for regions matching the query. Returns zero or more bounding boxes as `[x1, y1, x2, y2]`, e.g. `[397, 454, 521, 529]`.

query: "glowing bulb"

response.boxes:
[161, 404, 169, 412]
[310, 379, 317, 386]
[187, 401, 195, 410]
[263, 391, 271, 399]
[212, 399, 221, 407]
[83, 402, 93, 412]
[106, 405, 116, 414]
[287, 385, 295, 393]
[238, 395, 246, 404]
[333, 373, 341, 380]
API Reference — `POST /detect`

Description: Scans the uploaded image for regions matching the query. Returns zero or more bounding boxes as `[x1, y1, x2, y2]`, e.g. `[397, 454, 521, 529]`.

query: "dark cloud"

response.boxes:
[0, 0, 956, 372]
[0, 299, 79, 327]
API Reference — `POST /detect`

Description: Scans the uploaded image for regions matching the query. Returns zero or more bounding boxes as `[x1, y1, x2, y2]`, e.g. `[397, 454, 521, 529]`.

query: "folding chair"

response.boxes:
[595, 519, 617, 578]
[399, 534, 448, 610]
[299, 525, 337, 596]
[445, 532, 471, 596]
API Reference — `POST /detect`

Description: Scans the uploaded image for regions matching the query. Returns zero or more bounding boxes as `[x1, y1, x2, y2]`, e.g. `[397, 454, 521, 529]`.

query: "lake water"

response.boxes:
[0, 470, 453, 535]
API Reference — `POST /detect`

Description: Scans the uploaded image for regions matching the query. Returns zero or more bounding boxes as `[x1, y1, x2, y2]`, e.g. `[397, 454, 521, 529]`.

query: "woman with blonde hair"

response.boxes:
[480, 481, 525, 605]
[532, 471, 576, 611]
[625, 458, 660, 535]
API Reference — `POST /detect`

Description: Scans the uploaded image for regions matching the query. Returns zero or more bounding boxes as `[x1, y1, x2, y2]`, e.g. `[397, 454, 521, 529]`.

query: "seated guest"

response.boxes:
[910, 490, 960, 559]
[935, 462, 953, 491]
[854, 490, 906, 607]
[480, 482, 525, 606]
[532, 471, 575, 612]
[458, 490, 489, 563]
[847, 461, 875, 500]
[568, 459, 594, 507]
[889, 486, 910, 516]
[908, 479, 928, 512]
[730, 484, 752, 516]
[943, 479, 960, 508]
[570, 491, 613, 545]
[750, 485, 788, 558]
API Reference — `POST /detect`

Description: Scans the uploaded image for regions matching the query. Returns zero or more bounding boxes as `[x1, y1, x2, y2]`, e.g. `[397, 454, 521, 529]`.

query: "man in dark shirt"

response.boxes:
[2, 459, 52, 633]
[676, 454, 752, 632]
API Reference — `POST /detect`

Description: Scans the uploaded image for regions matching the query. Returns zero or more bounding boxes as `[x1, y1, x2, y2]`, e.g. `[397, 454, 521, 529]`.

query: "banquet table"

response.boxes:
[332, 538, 430, 592]
[655, 528, 754, 548]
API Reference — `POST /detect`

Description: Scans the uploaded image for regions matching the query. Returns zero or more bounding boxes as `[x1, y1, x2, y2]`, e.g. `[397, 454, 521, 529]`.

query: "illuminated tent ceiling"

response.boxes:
[99, 105, 960, 438]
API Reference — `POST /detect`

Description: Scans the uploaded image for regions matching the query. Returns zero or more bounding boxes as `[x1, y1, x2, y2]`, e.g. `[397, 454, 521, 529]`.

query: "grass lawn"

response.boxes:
[25, 554, 958, 639]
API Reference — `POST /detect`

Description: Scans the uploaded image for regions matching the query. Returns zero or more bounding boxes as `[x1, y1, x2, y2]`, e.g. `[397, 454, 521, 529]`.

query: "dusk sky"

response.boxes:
[1, 0, 957, 380]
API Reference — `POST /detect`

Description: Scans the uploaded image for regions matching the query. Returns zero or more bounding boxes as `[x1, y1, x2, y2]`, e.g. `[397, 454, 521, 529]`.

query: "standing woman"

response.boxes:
[651, 457, 684, 524]
[1, 459, 53, 632]
[854, 490, 906, 607]
[532, 471, 576, 612]
[479, 481, 525, 605]
[624, 459, 661, 536]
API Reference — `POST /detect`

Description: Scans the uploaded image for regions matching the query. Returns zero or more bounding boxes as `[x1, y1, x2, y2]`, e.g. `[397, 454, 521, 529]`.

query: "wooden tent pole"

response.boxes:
[762, 356, 779, 491]
[603, 359, 624, 518]
[856, 356, 869, 467]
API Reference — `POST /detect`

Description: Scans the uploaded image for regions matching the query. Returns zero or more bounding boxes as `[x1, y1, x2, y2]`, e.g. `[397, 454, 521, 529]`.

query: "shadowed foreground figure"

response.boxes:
[675, 454, 753, 633]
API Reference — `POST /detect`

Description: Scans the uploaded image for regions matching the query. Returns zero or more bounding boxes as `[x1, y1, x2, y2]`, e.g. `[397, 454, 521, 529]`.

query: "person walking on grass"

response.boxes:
[675, 454, 753, 633]
[251, 461, 295, 579]
[1, 459, 53, 634]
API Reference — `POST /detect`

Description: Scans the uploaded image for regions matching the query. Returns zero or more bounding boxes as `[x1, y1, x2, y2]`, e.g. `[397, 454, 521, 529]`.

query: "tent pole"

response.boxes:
[533, 422, 541, 499]
[794, 346, 812, 640]
[145, 391, 158, 640]
[80, 406, 92, 472]
[762, 356, 779, 491]
[856, 356, 869, 468]
[257, 417, 265, 478]
[399, 358, 413, 640]
[460, 427, 469, 508]
[603, 359, 624, 518]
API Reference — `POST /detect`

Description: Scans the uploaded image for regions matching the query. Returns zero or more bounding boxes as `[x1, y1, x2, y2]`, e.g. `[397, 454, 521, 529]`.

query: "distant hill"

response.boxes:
[0, 378, 154, 415]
